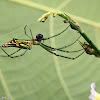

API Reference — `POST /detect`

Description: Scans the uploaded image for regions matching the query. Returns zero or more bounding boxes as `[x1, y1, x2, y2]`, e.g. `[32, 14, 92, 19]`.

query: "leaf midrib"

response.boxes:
[9, 0, 100, 28]
[49, 16, 73, 100]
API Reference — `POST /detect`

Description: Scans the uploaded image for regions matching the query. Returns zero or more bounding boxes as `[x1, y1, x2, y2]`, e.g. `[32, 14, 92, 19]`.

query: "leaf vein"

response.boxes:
[49, 16, 73, 100]
[0, 69, 14, 100]
[9, 0, 100, 28]
[57, 0, 72, 10]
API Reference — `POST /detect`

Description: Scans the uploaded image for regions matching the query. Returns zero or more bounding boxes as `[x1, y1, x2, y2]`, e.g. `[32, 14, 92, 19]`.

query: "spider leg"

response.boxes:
[58, 35, 81, 49]
[30, 29, 34, 40]
[0, 47, 22, 58]
[24, 25, 31, 39]
[42, 25, 70, 40]
[9, 48, 29, 58]
[0, 46, 10, 57]
[41, 43, 84, 53]
[40, 43, 85, 60]
[10, 43, 32, 58]
[10, 49, 22, 56]
[40, 34, 82, 53]
[0, 43, 32, 58]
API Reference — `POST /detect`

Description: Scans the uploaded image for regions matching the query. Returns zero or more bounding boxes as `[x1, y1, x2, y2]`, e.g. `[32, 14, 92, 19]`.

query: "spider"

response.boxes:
[0, 25, 84, 59]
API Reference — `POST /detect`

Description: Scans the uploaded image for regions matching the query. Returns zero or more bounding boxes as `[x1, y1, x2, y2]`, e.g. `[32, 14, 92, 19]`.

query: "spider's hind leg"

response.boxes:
[0, 46, 22, 58]
[40, 43, 85, 60]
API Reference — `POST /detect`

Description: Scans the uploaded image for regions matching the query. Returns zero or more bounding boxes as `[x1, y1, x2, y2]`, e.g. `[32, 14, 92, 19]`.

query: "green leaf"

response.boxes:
[0, 0, 100, 100]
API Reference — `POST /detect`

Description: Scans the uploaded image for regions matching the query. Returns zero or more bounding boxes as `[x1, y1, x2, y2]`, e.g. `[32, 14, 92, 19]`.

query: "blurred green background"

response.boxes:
[0, 0, 100, 100]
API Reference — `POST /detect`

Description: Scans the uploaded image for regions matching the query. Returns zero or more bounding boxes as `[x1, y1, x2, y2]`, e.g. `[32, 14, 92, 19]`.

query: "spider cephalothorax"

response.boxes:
[36, 34, 43, 41]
